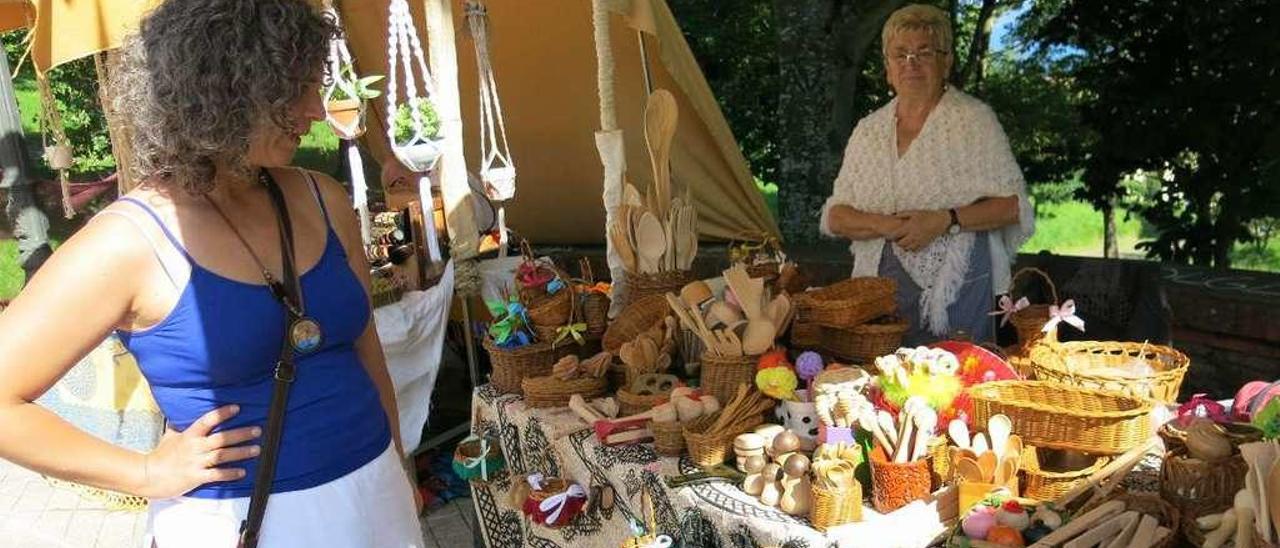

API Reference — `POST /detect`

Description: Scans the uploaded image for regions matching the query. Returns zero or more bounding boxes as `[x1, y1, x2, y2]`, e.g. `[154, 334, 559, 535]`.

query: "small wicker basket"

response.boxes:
[652, 420, 686, 457]
[819, 317, 909, 364]
[484, 338, 557, 395]
[522, 478, 586, 528]
[1020, 446, 1111, 502]
[699, 353, 759, 405]
[623, 270, 694, 308]
[527, 287, 573, 329]
[603, 294, 671, 354]
[1030, 341, 1190, 403]
[968, 380, 1153, 455]
[793, 277, 897, 329]
[809, 482, 863, 531]
[1008, 268, 1058, 348]
[1160, 448, 1248, 517]
[617, 386, 673, 416]
[522, 375, 608, 408]
[683, 409, 765, 468]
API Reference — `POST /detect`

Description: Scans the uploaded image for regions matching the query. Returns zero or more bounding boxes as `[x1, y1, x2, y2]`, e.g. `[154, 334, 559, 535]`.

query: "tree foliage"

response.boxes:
[1031, 0, 1280, 268]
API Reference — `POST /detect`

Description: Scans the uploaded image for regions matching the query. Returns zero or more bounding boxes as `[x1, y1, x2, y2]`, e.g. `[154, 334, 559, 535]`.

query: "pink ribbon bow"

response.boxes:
[537, 483, 587, 525]
[988, 295, 1030, 327]
[1042, 299, 1085, 333]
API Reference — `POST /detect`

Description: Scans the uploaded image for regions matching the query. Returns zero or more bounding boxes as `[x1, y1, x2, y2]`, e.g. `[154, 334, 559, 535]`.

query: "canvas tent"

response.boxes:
[0, 0, 778, 248]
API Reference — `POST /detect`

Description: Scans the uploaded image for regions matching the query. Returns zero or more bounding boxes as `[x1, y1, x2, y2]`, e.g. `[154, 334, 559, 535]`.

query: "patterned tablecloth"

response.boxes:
[467, 385, 964, 548]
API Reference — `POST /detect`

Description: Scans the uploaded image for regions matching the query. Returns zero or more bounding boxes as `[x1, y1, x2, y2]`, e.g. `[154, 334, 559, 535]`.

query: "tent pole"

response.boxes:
[637, 31, 654, 95]
[593, 0, 628, 316]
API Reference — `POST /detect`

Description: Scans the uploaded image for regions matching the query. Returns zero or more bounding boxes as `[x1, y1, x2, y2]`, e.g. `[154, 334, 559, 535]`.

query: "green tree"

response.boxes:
[1033, 0, 1280, 268]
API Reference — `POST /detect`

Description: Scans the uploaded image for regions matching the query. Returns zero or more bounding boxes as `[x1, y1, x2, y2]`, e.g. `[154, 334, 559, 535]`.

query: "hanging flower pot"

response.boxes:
[391, 98, 444, 173]
[44, 144, 73, 171]
[325, 98, 365, 139]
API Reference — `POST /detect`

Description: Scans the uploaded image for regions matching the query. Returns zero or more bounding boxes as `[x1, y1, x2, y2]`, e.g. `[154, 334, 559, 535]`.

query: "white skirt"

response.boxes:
[144, 443, 424, 548]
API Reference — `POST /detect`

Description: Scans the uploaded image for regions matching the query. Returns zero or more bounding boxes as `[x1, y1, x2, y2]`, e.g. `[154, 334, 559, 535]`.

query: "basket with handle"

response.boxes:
[793, 277, 897, 329]
[515, 239, 557, 305]
[1008, 267, 1059, 348]
[577, 257, 610, 337]
[1029, 341, 1190, 403]
[968, 380, 1153, 454]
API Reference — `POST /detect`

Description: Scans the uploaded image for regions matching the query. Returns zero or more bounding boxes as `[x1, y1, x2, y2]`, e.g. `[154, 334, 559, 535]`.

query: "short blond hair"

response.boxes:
[881, 4, 953, 56]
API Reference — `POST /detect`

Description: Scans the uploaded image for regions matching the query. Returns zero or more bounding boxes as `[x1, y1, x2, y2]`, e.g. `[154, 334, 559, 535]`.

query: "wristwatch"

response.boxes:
[947, 208, 961, 235]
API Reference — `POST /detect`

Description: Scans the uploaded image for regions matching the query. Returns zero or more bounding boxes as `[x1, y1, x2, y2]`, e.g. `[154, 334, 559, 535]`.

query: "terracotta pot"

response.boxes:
[869, 446, 932, 513]
[325, 99, 364, 140]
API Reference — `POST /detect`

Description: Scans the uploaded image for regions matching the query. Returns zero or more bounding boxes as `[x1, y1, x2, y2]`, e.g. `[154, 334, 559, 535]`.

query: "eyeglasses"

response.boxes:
[889, 49, 949, 65]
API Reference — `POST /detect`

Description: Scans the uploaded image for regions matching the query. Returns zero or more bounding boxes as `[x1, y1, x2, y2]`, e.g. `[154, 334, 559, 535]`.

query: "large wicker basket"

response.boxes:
[1008, 268, 1058, 348]
[484, 338, 557, 395]
[1019, 446, 1111, 502]
[521, 375, 608, 408]
[790, 320, 821, 349]
[623, 270, 694, 308]
[968, 380, 1154, 454]
[819, 317, 909, 364]
[1076, 492, 1180, 548]
[603, 294, 671, 354]
[699, 353, 759, 405]
[793, 277, 897, 329]
[1030, 341, 1190, 403]
[683, 409, 765, 468]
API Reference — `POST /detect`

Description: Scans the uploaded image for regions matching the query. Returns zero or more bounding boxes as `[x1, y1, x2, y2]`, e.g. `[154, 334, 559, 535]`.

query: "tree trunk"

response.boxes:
[774, 0, 906, 244]
[954, 0, 998, 90]
[0, 41, 51, 285]
[1101, 198, 1118, 258]
[95, 51, 138, 193]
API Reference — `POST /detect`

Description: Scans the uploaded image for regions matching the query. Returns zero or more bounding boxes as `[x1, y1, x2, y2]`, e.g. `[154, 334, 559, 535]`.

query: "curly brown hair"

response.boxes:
[114, 0, 339, 194]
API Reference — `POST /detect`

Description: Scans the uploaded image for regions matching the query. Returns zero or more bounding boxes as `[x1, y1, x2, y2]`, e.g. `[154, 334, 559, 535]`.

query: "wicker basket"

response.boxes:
[652, 420, 686, 457]
[968, 381, 1154, 454]
[927, 437, 952, 489]
[603, 294, 671, 354]
[617, 386, 672, 416]
[683, 409, 766, 468]
[623, 270, 694, 308]
[527, 287, 573, 328]
[452, 436, 506, 483]
[869, 446, 932, 514]
[809, 482, 863, 531]
[484, 338, 557, 395]
[1076, 492, 1180, 548]
[699, 353, 759, 405]
[793, 277, 897, 329]
[1160, 447, 1247, 516]
[1020, 446, 1111, 502]
[1030, 341, 1190, 403]
[577, 258, 610, 337]
[522, 375, 608, 408]
[790, 320, 821, 349]
[523, 478, 586, 528]
[819, 317, 909, 364]
[1008, 268, 1059, 348]
[1158, 421, 1264, 453]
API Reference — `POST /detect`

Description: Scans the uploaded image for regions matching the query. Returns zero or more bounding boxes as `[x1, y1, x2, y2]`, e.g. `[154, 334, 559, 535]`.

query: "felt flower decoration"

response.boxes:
[756, 366, 798, 401]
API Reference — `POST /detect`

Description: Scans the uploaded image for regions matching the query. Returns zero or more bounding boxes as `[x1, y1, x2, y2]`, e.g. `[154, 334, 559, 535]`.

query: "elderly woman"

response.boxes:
[0, 1, 423, 546]
[821, 4, 1034, 346]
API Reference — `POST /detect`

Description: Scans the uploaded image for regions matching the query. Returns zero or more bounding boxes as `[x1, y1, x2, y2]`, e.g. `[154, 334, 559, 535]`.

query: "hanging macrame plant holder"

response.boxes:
[322, 5, 368, 141]
[37, 72, 75, 218]
[385, 0, 445, 173]
[466, 2, 516, 256]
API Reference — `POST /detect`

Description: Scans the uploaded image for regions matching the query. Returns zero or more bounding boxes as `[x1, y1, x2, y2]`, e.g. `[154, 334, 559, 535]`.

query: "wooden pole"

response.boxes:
[0, 42, 52, 282]
[94, 51, 138, 194]
[423, 0, 478, 269]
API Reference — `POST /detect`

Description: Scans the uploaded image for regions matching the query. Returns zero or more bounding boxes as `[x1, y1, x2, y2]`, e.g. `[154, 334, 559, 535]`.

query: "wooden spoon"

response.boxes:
[994, 457, 1015, 487]
[623, 182, 644, 206]
[955, 457, 983, 483]
[635, 212, 666, 274]
[644, 89, 677, 217]
[972, 433, 990, 455]
[948, 419, 971, 450]
[608, 221, 636, 273]
[741, 320, 776, 356]
[977, 451, 997, 483]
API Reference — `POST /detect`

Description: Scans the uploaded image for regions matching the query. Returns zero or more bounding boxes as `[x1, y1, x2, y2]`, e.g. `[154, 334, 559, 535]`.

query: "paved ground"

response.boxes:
[0, 458, 480, 548]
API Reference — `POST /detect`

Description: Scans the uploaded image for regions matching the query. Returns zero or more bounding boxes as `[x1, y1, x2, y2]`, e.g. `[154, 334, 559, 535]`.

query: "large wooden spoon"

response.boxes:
[645, 89, 678, 217]
[977, 451, 998, 483]
[635, 212, 666, 274]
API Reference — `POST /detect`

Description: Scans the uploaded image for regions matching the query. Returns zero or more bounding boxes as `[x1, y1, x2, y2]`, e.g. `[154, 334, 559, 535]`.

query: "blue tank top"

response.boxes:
[114, 181, 391, 499]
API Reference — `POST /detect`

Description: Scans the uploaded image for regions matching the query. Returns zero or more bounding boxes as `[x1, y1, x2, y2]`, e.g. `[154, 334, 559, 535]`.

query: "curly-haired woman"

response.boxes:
[0, 1, 424, 546]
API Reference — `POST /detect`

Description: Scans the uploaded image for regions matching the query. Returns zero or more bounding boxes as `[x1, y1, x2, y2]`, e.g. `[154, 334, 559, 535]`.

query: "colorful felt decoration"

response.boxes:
[756, 366, 798, 401]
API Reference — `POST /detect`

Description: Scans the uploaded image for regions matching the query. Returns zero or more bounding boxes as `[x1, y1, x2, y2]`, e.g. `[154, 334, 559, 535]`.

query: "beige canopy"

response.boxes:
[340, 0, 778, 244]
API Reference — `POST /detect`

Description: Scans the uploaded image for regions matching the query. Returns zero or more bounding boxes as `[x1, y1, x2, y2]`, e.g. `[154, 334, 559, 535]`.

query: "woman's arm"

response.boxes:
[824, 204, 905, 241]
[311, 172, 404, 458]
[0, 214, 253, 497]
[893, 196, 1021, 251]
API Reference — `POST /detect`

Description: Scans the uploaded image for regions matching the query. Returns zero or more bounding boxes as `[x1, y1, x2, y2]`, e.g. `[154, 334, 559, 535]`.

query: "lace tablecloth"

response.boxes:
[467, 385, 963, 548]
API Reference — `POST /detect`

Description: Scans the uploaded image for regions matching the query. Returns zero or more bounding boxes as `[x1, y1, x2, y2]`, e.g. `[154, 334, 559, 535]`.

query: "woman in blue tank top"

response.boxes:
[0, 1, 424, 546]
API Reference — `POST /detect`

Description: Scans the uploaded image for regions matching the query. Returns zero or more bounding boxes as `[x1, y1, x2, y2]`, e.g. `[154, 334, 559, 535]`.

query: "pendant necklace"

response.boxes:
[206, 179, 323, 354]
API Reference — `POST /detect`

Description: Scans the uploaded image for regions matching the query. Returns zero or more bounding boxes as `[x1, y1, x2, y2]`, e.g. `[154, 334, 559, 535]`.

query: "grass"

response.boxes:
[0, 240, 22, 301]
[1021, 200, 1146, 258]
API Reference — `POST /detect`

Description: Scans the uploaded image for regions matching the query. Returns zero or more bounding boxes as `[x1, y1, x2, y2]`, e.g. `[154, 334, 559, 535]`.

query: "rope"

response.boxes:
[385, 0, 442, 172]
[320, 3, 365, 139]
[36, 72, 74, 218]
[591, 0, 617, 131]
[465, 2, 515, 259]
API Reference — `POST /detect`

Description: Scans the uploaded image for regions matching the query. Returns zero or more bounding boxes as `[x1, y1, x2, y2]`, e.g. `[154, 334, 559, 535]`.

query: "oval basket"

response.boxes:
[968, 380, 1154, 455]
[1030, 341, 1190, 403]
[1019, 446, 1111, 502]
[793, 277, 897, 329]
[819, 317, 909, 364]
[484, 338, 557, 395]
[603, 294, 671, 354]
[521, 374, 607, 408]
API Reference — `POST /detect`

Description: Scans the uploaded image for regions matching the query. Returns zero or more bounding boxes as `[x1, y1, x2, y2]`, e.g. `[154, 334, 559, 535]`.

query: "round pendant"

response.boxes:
[289, 317, 324, 353]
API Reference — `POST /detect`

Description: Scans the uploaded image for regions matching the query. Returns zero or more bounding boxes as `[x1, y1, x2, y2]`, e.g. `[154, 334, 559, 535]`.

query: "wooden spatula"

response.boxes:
[977, 451, 997, 483]
[644, 90, 677, 217]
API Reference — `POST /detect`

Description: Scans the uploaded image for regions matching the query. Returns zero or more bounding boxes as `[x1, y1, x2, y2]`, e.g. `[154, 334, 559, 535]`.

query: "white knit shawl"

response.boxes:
[820, 88, 1035, 335]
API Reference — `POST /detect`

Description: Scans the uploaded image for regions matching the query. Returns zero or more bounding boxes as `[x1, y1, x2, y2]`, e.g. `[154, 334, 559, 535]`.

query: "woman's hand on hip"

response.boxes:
[893, 210, 950, 251]
[139, 405, 261, 498]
